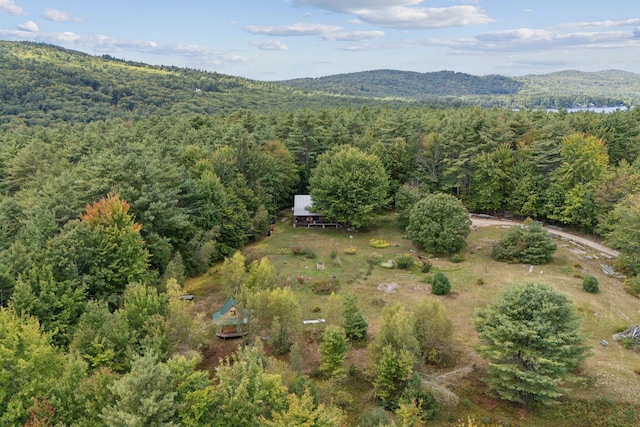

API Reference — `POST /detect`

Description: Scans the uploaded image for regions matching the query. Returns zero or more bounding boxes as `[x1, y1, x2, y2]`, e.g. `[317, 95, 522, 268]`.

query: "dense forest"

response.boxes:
[277, 69, 640, 108]
[2, 41, 640, 130]
[1, 40, 640, 426]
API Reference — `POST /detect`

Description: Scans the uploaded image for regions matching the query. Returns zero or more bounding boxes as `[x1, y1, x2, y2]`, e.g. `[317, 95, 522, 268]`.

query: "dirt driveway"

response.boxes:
[471, 217, 620, 258]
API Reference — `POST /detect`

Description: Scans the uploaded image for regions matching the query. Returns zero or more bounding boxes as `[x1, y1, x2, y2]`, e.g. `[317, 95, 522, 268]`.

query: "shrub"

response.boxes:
[582, 275, 599, 293]
[395, 254, 415, 269]
[625, 276, 640, 297]
[421, 262, 432, 273]
[312, 278, 340, 295]
[330, 249, 338, 259]
[431, 272, 451, 295]
[290, 246, 303, 255]
[492, 222, 557, 265]
[359, 407, 394, 427]
[242, 247, 267, 268]
[369, 238, 392, 249]
[302, 248, 317, 259]
[367, 254, 382, 265]
[450, 253, 463, 263]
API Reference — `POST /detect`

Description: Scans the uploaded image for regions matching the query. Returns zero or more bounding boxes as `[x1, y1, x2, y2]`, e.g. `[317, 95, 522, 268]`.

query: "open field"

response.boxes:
[186, 211, 640, 426]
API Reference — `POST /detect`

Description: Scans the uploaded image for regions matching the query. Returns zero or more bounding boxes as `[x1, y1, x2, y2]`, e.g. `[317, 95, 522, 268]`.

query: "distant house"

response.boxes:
[293, 195, 339, 228]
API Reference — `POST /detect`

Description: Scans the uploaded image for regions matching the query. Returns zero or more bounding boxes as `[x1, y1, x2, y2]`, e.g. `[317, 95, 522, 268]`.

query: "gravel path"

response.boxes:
[471, 217, 620, 258]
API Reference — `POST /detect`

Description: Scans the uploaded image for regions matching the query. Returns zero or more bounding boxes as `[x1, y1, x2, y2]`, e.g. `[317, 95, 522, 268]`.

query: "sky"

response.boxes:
[1, 0, 639, 81]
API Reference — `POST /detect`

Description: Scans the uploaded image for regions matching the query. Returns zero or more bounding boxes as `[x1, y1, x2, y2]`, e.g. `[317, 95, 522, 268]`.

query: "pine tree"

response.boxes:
[474, 282, 588, 405]
[318, 326, 349, 377]
[343, 294, 368, 343]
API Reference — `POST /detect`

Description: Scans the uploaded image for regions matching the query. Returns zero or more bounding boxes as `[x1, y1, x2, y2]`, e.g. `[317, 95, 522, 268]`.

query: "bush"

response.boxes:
[625, 276, 640, 297]
[492, 222, 557, 265]
[582, 276, 599, 293]
[302, 248, 317, 259]
[421, 262, 432, 273]
[395, 254, 415, 269]
[312, 278, 340, 295]
[431, 272, 451, 295]
[369, 238, 392, 249]
[368, 254, 382, 265]
[359, 407, 394, 427]
[450, 253, 463, 263]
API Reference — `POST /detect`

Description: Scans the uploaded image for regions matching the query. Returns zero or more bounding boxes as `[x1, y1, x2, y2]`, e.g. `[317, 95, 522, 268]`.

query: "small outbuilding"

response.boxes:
[293, 195, 339, 228]
[212, 297, 248, 339]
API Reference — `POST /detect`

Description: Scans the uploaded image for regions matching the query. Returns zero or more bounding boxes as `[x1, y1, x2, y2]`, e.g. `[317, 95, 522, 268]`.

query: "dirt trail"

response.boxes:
[471, 217, 620, 258]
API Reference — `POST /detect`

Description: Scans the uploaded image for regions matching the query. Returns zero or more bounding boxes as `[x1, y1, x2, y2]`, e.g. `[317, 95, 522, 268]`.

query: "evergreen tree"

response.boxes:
[492, 220, 556, 264]
[100, 352, 178, 426]
[318, 326, 349, 377]
[343, 294, 368, 343]
[373, 345, 415, 410]
[474, 282, 588, 405]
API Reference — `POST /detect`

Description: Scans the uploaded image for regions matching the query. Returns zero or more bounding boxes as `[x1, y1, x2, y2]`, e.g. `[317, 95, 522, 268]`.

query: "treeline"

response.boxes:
[1, 105, 640, 424]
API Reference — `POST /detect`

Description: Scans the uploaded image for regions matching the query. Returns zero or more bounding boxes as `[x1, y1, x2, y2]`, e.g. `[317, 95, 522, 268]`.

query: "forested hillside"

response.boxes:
[278, 69, 524, 98]
[0, 41, 395, 128]
[277, 69, 640, 108]
[2, 41, 640, 130]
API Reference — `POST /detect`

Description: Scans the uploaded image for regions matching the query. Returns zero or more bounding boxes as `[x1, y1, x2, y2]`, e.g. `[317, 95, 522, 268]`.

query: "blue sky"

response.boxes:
[1, 0, 639, 80]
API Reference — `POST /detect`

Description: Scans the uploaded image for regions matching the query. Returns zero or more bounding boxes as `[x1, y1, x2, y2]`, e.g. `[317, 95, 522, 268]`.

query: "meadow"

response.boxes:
[186, 211, 640, 426]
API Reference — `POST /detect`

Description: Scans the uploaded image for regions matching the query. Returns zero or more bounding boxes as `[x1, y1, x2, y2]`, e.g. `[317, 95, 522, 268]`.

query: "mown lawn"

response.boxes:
[186, 211, 640, 426]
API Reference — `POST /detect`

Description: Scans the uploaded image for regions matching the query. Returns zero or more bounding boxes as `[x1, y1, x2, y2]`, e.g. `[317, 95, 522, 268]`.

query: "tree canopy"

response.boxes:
[309, 145, 389, 229]
[406, 193, 471, 254]
[474, 282, 588, 406]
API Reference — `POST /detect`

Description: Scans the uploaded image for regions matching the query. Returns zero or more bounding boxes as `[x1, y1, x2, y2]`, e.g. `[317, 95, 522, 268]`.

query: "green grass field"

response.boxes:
[186, 211, 640, 426]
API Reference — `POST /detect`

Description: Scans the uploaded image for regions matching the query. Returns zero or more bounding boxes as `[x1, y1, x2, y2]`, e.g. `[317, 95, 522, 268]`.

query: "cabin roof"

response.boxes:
[294, 195, 319, 217]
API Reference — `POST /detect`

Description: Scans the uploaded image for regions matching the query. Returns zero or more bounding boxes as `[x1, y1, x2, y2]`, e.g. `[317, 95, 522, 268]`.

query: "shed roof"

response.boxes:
[294, 195, 319, 217]
[212, 297, 247, 326]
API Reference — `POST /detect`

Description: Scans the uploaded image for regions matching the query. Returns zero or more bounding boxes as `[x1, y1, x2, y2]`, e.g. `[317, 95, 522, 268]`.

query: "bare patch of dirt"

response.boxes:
[377, 282, 399, 293]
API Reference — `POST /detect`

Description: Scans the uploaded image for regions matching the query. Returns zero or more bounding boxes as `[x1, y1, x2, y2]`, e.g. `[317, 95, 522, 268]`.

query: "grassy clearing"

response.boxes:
[186, 211, 640, 426]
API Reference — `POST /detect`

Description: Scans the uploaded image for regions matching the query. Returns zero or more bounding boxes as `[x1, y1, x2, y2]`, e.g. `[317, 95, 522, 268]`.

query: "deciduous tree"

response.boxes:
[407, 193, 471, 254]
[309, 146, 389, 229]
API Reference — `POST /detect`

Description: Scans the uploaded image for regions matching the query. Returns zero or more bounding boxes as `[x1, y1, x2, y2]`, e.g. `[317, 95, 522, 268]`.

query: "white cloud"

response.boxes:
[294, 0, 422, 13]
[356, 5, 493, 29]
[245, 23, 342, 37]
[293, 1, 492, 29]
[0, 0, 24, 15]
[323, 30, 384, 41]
[558, 18, 640, 29]
[251, 39, 288, 50]
[475, 28, 632, 50]
[17, 20, 38, 32]
[42, 8, 80, 22]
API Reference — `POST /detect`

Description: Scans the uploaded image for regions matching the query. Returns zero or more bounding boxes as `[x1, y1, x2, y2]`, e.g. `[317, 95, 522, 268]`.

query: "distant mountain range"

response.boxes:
[0, 41, 638, 128]
[277, 69, 640, 107]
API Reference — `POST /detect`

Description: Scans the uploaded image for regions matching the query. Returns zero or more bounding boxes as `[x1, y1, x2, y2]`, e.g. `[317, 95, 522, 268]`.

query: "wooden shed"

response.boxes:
[212, 297, 248, 339]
